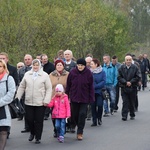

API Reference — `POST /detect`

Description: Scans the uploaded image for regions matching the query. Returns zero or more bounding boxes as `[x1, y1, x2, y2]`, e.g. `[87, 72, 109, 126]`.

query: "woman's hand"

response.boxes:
[43, 103, 48, 106]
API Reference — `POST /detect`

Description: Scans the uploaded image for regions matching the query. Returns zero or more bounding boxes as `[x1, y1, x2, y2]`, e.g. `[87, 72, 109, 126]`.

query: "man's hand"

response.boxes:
[126, 81, 131, 87]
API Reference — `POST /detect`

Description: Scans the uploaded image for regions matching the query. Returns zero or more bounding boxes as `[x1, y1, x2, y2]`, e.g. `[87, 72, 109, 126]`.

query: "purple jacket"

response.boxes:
[66, 67, 94, 103]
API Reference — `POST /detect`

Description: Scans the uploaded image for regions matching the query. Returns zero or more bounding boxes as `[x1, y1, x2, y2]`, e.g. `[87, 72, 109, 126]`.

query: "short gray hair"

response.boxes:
[64, 50, 73, 57]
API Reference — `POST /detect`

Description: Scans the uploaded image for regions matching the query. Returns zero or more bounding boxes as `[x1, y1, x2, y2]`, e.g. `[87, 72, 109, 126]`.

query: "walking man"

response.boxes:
[118, 55, 141, 121]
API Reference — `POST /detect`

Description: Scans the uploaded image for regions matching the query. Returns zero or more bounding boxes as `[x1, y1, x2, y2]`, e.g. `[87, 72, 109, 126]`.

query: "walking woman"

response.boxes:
[16, 59, 52, 144]
[49, 59, 69, 137]
[0, 59, 16, 150]
[90, 58, 106, 126]
[66, 58, 94, 140]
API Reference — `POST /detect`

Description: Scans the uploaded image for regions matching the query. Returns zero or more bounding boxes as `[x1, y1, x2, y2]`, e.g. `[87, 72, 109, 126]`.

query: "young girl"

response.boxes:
[47, 84, 70, 143]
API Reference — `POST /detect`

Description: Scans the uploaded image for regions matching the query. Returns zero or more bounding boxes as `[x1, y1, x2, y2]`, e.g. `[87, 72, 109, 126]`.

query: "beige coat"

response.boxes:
[49, 70, 69, 97]
[16, 69, 52, 106]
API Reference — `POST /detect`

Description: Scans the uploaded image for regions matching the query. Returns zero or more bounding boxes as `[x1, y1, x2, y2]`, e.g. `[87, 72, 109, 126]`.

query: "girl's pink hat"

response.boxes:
[55, 84, 64, 92]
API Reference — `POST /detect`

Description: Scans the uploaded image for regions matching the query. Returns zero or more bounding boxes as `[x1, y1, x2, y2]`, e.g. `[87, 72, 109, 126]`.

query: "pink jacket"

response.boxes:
[47, 94, 71, 119]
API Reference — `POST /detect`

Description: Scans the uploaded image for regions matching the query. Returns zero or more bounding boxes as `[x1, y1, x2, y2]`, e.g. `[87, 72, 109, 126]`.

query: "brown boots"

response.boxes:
[77, 134, 83, 140]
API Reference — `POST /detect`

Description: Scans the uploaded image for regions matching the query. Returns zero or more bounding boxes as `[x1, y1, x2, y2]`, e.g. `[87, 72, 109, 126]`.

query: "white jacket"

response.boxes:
[16, 69, 52, 106]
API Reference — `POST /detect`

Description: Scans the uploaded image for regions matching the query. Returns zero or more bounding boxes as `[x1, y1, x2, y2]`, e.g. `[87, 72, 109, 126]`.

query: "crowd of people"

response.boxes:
[0, 50, 150, 149]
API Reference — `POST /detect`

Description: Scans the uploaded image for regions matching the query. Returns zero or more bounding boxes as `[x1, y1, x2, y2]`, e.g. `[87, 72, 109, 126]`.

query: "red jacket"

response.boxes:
[47, 94, 71, 119]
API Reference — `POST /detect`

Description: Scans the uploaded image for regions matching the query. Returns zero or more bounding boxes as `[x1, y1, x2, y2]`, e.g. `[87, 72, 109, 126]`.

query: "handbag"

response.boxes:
[101, 88, 110, 101]
[9, 98, 25, 119]
[6, 76, 25, 119]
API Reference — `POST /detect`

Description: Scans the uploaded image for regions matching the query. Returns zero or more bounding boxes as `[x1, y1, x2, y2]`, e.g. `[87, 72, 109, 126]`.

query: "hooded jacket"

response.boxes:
[47, 94, 70, 118]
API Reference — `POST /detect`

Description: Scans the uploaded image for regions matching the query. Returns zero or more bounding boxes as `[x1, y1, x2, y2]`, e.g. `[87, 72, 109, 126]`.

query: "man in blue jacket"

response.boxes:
[102, 54, 118, 116]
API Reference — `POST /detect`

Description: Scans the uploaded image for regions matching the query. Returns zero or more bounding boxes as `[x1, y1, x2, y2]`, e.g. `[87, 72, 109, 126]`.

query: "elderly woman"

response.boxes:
[16, 59, 52, 144]
[0, 59, 16, 150]
[49, 59, 69, 137]
[50, 59, 69, 97]
[90, 58, 106, 126]
[66, 58, 94, 140]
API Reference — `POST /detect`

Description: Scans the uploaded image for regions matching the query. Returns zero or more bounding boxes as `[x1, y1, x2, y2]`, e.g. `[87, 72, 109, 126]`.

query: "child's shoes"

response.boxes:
[59, 136, 64, 143]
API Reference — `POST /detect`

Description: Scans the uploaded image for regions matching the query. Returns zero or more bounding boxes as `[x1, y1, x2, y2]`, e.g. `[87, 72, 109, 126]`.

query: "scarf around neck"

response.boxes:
[90, 66, 103, 74]
[32, 71, 38, 80]
[0, 71, 6, 80]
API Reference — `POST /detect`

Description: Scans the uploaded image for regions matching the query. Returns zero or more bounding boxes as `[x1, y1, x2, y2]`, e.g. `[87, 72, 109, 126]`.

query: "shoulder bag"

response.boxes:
[6, 76, 25, 119]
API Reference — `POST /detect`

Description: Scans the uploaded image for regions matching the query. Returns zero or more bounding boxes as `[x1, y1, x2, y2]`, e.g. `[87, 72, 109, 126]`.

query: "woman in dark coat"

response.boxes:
[66, 58, 94, 140]
[90, 58, 106, 126]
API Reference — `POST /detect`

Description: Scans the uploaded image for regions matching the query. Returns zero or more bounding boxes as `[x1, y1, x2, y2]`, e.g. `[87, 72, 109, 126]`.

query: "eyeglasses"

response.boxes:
[17, 66, 23, 68]
[24, 59, 31, 61]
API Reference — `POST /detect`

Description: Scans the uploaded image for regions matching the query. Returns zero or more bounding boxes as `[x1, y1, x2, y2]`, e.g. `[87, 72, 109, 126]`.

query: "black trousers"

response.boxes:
[135, 88, 139, 110]
[115, 83, 120, 110]
[20, 97, 30, 130]
[141, 72, 146, 89]
[71, 102, 87, 134]
[25, 105, 46, 140]
[121, 88, 136, 118]
[44, 107, 50, 118]
[91, 93, 103, 124]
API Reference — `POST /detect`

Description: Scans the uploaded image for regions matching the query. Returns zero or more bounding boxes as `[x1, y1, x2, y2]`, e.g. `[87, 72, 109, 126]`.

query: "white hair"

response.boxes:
[85, 56, 92, 62]
[64, 50, 73, 57]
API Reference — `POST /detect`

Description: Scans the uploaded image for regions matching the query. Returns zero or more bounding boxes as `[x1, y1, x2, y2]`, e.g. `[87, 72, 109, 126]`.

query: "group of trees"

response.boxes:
[0, 0, 149, 64]
[104, 0, 150, 53]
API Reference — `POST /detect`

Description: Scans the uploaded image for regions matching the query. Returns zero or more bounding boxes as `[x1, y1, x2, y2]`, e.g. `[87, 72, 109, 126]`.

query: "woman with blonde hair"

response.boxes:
[0, 59, 16, 150]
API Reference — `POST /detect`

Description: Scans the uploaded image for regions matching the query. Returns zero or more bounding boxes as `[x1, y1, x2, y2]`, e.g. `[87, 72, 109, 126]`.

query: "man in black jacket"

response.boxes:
[118, 55, 141, 121]
[41, 54, 55, 120]
[18, 54, 33, 133]
[143, 53, 150, 87]
[0, 52, 19, 86]
[137, 54, 149, 90]
[41, 54, 55, 74]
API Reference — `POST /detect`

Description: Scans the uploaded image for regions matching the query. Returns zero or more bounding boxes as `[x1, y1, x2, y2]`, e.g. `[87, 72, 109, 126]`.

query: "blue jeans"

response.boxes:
[103, 85, 116, 113]
[55, 118, 66, 137]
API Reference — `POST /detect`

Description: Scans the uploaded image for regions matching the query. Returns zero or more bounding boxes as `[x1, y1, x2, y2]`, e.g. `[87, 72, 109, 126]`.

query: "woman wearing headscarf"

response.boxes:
[16, 59, 52, 144]
[0, 59, 16, 150]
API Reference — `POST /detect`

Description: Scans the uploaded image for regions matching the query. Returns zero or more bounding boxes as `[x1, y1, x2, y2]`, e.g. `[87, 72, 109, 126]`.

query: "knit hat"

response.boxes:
[54, 59, 65, 67]
[55, 84, 64, 92]
[77, 58, 86, 66]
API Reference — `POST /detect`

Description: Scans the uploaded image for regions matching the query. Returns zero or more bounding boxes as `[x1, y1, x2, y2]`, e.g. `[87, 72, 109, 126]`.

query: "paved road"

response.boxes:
[5, 85, 150, 150]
